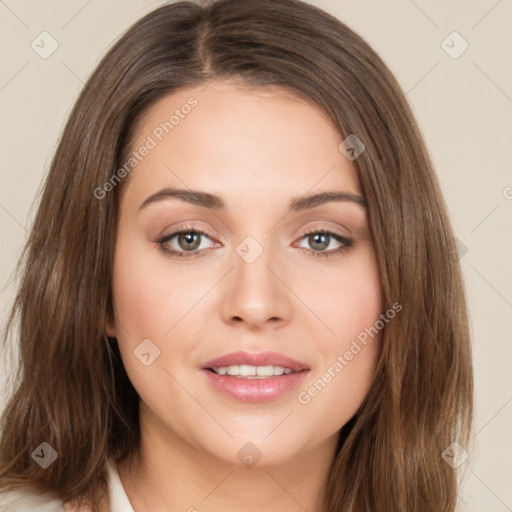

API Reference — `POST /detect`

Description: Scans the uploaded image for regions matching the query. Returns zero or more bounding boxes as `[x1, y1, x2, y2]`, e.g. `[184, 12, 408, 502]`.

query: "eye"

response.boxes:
[294, 227, 354, 258]
[157, 225, 218, 259]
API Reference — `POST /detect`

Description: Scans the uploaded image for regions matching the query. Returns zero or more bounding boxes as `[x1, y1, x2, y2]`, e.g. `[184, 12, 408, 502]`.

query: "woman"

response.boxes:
[0, 0, 473, 510]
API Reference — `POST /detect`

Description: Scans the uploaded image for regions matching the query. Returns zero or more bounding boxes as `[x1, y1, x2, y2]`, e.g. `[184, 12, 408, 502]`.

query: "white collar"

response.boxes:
[107, 461, 135, 512]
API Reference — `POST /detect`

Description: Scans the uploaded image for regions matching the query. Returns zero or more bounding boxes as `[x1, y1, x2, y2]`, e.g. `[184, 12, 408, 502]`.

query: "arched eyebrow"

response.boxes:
[289, 191, 367, 210]
[138, 188, 367, 212]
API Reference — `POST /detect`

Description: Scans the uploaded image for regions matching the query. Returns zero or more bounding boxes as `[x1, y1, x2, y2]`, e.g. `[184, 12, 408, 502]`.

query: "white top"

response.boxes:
[107, 461, 135, 512]
[0, 461, 135, 511]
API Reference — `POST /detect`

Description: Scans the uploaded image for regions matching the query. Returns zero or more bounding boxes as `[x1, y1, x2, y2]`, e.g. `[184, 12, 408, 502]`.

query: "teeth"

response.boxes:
[213, 365, 296, 378]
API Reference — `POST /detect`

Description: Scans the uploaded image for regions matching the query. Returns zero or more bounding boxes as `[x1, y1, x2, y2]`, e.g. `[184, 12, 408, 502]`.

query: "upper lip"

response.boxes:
[202, 351, 310, 372]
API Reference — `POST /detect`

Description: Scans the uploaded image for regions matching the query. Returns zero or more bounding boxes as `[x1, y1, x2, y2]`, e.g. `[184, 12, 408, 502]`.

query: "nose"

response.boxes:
[220, 239, 293, 330]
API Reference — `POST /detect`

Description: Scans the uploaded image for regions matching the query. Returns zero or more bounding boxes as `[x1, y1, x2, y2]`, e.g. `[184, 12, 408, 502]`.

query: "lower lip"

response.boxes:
[202, 369, 309, 402]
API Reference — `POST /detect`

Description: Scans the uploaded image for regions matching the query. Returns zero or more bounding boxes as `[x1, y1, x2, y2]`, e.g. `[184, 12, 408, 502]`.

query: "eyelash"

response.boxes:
[156, 224, 354, 259]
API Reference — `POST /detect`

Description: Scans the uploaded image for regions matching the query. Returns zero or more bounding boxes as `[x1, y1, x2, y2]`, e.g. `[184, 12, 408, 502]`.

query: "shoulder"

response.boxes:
[0, 487, 66, 512]
[0, 487, 96, 511]
[0, 460, 120, 512]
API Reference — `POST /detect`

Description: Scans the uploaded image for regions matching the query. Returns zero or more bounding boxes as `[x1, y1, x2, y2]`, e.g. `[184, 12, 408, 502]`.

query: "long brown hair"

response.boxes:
[0, 0, 473, 510]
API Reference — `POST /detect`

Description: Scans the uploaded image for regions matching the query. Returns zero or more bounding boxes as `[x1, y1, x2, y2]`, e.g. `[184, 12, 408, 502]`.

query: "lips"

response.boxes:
[201, 351, 310, 402]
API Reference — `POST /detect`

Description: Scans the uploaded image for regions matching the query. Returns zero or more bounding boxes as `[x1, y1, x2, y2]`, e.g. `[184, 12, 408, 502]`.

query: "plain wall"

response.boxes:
[1, 1, 511, 510]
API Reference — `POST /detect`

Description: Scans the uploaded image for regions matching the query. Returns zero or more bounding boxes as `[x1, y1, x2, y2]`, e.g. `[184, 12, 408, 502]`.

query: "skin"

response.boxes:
[105, 80, 383, 512]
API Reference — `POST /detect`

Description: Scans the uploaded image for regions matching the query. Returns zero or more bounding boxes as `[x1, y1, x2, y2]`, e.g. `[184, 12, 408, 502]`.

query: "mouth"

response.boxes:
[201, 351, 310, 402]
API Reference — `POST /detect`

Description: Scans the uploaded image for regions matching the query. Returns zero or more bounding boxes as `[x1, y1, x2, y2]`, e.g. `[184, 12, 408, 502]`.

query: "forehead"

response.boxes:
[121, 80, 361, 209]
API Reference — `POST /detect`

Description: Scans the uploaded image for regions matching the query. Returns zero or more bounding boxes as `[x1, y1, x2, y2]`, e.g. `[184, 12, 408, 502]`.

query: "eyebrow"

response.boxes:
[138, 187, 367, 212]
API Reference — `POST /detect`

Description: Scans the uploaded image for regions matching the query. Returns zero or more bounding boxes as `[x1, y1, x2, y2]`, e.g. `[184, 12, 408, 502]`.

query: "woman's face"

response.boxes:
[108, 80, 383, 467]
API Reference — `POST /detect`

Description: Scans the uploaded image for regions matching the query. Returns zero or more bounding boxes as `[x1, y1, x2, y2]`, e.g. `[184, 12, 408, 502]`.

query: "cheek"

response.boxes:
[335, 248, 383, 364]
[110, 241, 182, 398]
[111, 237, 188, 339]
[109, 238, 176, 383]
[306, 245, 383, 343]
[111, 256, 161, 337]
[300, 248, 383, 411]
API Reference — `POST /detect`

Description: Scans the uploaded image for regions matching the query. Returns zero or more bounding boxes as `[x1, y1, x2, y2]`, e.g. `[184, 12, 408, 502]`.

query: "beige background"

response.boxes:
[1, 0, 511, 510]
